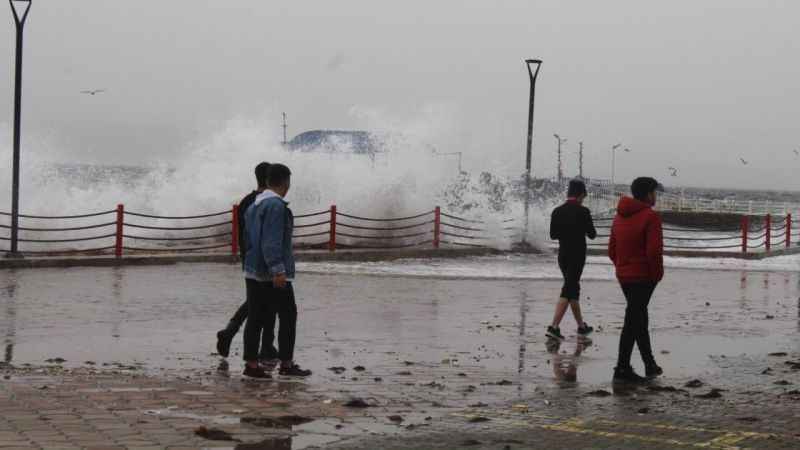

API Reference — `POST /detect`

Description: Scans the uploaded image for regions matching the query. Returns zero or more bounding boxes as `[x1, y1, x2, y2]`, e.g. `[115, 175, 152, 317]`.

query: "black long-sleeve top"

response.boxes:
[550, 200, 597, 256]
[237, 190, 259, 261]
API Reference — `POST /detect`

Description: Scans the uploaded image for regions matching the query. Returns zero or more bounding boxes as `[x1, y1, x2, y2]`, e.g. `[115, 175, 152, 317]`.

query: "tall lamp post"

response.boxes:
[7, 0, 32, 258]
[610, 143, 631, 194]
[578, 141, 584, 179]
[523, 59, 542, 241]
[553, 134, 567, 182]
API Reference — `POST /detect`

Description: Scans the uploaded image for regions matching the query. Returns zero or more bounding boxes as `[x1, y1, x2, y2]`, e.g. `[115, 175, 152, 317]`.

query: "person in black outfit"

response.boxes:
[547, 179, 597, 341]
[216, 162, 278, 366]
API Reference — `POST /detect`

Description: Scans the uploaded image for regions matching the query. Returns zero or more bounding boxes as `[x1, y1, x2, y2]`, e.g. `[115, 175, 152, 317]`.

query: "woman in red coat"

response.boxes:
[608, 177, 664, 383]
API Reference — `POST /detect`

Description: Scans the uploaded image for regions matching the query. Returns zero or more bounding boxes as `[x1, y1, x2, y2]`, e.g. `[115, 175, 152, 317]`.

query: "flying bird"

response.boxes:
[793, 149, 799, 156]
[668, 167, 678, 177]
[739, 158, 748, 165]
[80, 89, 106, 96]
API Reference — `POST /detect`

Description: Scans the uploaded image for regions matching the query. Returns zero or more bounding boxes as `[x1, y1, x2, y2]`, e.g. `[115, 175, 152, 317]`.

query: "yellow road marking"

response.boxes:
[543, 418, 713, 449]
[450, 410, 791, 450]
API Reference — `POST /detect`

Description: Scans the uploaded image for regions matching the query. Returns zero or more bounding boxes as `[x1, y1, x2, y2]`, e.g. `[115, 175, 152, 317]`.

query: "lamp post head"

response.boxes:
[9, 0, 32, 26]
[525, 59, 542, 80]
[612, 143, 622, 150]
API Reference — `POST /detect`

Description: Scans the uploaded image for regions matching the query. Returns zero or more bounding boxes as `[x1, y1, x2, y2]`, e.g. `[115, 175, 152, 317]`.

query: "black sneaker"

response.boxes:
[279, 364, 312, 377]
[546, 326, 565, 341]
[613, 366, 648, 384]
[577, 323, 594, 336]
[243, 365, 271, 379]
[645, 363, 664, 378]
[216, 329, 235, 358]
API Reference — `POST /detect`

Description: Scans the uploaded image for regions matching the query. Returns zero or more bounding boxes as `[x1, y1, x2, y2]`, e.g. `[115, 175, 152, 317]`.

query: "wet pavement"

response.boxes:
[1, 255, 800, 449]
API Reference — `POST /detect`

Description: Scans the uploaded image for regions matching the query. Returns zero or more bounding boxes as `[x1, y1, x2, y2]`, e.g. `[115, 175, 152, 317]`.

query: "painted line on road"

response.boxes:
[452, 410, 789, 450]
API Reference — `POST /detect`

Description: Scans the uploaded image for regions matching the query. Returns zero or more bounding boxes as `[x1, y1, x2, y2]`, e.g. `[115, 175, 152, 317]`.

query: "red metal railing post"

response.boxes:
[231, 204, 239, 256]
[115, 204, 124, 259]
[741, 216, 748, 254]
[787, 214, 792, 249]
[765, 214, 771, 253]
[329, 205, 337, 252]
[433, 207, 441, 249]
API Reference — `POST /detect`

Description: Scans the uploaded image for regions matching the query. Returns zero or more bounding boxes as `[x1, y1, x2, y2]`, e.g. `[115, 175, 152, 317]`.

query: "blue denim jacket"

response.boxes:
[243, 191, 295, 280]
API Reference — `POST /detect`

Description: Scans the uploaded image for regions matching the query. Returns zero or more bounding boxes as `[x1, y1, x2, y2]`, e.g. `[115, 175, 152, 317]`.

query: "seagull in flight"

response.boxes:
[668, 167, 678, 177]
[80, 89, 106, 96]
[739, 158, 748, 165]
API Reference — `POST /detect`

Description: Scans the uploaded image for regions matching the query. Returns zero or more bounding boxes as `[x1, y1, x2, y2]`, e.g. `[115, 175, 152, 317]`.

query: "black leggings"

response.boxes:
[616, 282, 657, 369]
[558, 254, 585, 301]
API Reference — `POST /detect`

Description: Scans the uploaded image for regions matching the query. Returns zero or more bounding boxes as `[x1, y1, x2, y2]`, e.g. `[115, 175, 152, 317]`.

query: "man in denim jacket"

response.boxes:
[242, 163, 311, 378]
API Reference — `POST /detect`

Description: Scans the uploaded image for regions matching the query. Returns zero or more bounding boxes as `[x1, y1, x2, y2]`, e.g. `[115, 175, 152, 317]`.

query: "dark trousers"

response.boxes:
[230, 284, 277, 360]
[243, 280, 296, 363]
[558, 252, 586, 301]
[616, 282, 657, 369]
[228, 302, 248, 331]
[243, 279, 281, 362]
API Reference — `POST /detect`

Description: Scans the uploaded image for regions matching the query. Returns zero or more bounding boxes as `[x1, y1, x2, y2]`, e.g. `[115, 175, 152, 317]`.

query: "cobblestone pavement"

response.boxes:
[1, 258, 799, 449]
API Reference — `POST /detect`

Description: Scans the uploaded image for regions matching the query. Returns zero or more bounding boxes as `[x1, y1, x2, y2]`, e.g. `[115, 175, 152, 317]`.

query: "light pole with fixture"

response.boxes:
[553, 134, 567, 182]
[523, 59, 542, 241]
[6, 0, 32, 258]
[611, 143, 631, 193]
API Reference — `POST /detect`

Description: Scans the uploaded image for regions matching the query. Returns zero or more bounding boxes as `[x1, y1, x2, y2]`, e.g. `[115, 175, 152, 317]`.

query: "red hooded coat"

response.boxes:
[608, 197, 664, 283]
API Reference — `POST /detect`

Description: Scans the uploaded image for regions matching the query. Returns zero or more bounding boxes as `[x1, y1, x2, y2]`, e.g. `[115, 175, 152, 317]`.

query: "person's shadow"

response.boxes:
[546, 337, 591, 384]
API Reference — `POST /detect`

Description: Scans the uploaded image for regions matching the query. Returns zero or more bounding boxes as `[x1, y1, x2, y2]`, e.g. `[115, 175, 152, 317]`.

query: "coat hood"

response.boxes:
[616, 196, 651, 218]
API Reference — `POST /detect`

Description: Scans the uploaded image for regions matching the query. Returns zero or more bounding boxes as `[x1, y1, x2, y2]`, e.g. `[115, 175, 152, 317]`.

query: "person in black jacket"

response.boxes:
[547, 179, 597, 341]
[216, 162, 278, 365]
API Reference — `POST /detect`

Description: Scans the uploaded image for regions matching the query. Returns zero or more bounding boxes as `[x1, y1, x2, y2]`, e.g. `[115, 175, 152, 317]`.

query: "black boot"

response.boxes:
[613, 365, 648, 384]
[216, 322, 237, 358]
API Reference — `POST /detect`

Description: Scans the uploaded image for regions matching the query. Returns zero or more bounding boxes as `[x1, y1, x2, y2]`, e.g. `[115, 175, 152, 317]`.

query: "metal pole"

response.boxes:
[553, 134, 566, 182]
[282, 112, 287, 145]
[7, 1, 32, 258]
[610, 143, 621, 194]
[611, 148, 615, 189]
[578, 141, 584, 179]
[523, 59, 542, 242]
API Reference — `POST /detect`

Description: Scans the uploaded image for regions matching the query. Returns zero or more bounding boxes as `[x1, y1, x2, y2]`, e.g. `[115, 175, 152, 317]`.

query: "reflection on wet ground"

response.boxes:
[1, 255, 799, 448]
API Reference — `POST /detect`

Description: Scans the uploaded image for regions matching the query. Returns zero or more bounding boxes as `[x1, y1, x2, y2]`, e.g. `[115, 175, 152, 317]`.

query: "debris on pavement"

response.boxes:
[194, 426, 240, 442]
[585, 390, 612, 397]
[685, 379, 704, 388]
[695, 389, 724, 399]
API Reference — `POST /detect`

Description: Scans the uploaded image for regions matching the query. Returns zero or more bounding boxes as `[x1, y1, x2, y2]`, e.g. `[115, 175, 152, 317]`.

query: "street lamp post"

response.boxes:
[523, 59, 542, 241]
[553, 134, 567, 182]
[7, 0, 32, 258]
[578, 141, 584, 179]
[610, 143, 631, 194]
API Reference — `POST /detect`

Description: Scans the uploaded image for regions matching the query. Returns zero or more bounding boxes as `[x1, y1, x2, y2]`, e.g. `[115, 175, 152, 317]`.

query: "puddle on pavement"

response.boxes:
[77, 387, 175, 393]
[144, 407, 241, 425]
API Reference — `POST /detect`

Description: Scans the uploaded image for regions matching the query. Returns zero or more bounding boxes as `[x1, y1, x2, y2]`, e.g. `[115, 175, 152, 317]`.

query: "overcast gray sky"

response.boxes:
[1, 0, 798, 190]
